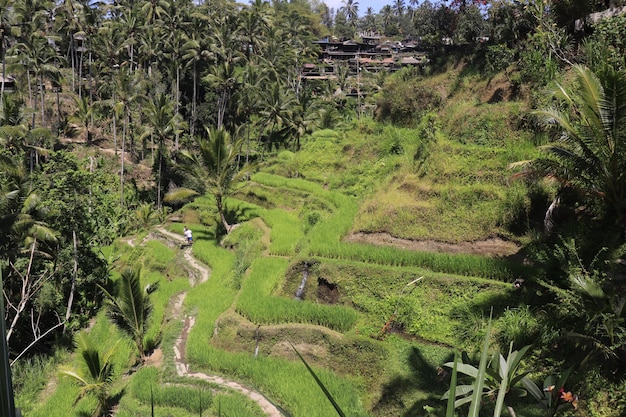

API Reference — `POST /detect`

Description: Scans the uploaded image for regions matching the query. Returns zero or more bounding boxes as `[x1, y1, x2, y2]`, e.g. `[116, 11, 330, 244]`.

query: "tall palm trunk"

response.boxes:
[39, 73, 45, 127]
[216, 194, 230, 232]
[157, 141, 163, 210]
[175, 66, 180, 151]
[191, 61, 197, 137]
[1, 36, 6, 105]
[113, 89, 117, 156]
[120, 108, 128, 207]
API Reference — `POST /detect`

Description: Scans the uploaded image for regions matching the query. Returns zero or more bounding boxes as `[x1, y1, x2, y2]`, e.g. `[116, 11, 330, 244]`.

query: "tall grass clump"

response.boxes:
[13, 350, 69, 414]
[129, 367, 211, 414]
[312, 241, 530, 281]
[236, 258, 358, 332]
[211, 393, 266, 417]
[262, 208, 304, 256]
[188, 346, 369, 417]
[222, 222, 265, 288]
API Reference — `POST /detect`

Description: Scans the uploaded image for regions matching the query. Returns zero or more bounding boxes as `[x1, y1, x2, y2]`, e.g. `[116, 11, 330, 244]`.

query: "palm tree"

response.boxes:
[0, 0, 16, 106]
[0, 154, 57, 262]
[10, 30, 61, 129]
[363, 7, 377, 32]
[181, 14, 211, 137]
[240, 0, 271, 61]
[204, 60, 240, 130]
[112, 68, 145, 206]
[257, 82, 297, 152]
[166, 127, 256, 233]
[340, 0, 359, 29]
[59, 332, 117, 417]
[98, 267, 158, 362]
[393, 0, 405, 17]
[516, 65, 626, 229]
[53, 0, 82, 93]
[71, 96, 93, 144]
[143, 92, 184, 209]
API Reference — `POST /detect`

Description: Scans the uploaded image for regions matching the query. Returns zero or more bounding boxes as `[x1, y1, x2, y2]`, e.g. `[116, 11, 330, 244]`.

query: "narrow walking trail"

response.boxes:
[130, 226, 284, 416]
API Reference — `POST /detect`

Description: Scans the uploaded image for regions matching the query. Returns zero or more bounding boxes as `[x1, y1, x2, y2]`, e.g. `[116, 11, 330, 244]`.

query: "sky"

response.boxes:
[324, 0, 409, 16]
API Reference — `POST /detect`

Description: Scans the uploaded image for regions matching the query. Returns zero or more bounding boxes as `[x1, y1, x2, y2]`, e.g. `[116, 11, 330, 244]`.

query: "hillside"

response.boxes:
[12, 60, 552, 417]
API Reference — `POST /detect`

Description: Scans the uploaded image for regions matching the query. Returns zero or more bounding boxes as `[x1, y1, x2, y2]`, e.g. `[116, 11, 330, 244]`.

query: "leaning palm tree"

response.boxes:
[59, 332, 118, 417]
[98, 267, 158, 362]
[166, 127, 256, 234]
[514, 64, 626, 230]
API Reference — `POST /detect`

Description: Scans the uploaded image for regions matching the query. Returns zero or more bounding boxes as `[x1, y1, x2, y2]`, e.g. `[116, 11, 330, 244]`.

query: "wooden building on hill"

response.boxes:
[303, 34, 428, 79]
[0, 75, 16, 93]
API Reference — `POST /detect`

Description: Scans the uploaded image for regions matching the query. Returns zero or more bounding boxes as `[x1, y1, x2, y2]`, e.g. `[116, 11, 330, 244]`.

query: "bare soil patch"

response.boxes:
[345, 232, 520, 258]
[317, 277, 340, 304]
[145, 348, 164, 367]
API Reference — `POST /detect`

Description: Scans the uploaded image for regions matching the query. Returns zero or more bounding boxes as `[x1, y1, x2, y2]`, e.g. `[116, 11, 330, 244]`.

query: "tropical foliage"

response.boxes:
[2, 0, 626, 416]
[59, 332, 118, 417]
[99, 267, 159, 362]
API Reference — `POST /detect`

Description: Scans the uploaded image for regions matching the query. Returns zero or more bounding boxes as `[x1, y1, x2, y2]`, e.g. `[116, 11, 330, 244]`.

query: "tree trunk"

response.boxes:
[121, 108, 127, 207]
[63, 230, 78, 333]
[113, 89, 117, 156]
[56, 88, 61, 135]
[216, 195, 231, 233]
[175, 66, 180, 151]
[39, 74, 45, 127]
[1, 36, 5, 105]
[6, 241, 37, 344]
[157, 142, 162, 210]
[191, 60, 197, 137]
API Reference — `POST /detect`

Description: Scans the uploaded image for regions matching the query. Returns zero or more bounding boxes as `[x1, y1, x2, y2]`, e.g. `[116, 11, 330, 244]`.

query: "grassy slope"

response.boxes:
[21, 64, 545, 416]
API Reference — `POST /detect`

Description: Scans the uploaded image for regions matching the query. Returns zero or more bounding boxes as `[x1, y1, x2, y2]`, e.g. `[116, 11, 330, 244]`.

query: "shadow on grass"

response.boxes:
[372, 345, 454, 417]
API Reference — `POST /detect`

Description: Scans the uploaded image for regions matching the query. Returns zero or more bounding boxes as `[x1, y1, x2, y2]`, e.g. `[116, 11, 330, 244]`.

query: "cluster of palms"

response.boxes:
[327, 0, 509, 43]
[1, 0, 350, 364]
[2, 0, 350, 210]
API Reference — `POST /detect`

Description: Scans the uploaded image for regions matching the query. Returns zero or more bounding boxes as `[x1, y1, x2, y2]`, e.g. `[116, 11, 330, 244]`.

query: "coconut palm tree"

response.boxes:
[516, 65, 626, 230]
[10, 30, 61, 129]
[111, 68, 145, 206]
[71, 96, 93, 144]
[99, 267, 158, 362]
[257, 82, 297, 152]
[204, 60, 241, 130]
[340, 0, 359, 29]
[59, 332, 118, 417]
[166, 127, 256, 233]
[143, 92, 184, 209]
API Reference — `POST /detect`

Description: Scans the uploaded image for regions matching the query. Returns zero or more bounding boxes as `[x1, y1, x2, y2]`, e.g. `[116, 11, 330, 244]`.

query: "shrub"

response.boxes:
[485, 43, 516, 74]
[375, 77, 442, 126]
[494, 304, 540, 350]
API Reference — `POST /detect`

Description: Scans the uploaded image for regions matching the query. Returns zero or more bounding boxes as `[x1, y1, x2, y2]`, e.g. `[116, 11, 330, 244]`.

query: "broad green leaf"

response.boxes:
[494, 343, 513, 417]
[445, 350, 459, 417]
[521, 376, 544, 403]
[468, 316, 492, 417]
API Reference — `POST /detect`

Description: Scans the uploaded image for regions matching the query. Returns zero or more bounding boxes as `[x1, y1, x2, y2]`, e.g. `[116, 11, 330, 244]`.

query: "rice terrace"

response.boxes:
[2, 0, 626, 416]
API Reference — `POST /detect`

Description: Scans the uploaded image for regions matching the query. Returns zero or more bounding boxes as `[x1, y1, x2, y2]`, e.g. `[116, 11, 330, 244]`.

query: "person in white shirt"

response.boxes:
[184, 226, 193, 244]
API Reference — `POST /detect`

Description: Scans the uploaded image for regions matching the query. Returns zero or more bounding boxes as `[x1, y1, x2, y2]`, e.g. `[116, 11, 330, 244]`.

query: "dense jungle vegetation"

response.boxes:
[1, 0, 626, 416]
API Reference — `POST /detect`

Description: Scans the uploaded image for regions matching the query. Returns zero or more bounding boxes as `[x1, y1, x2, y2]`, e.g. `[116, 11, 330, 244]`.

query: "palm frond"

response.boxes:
[163, 187, 200, 203]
